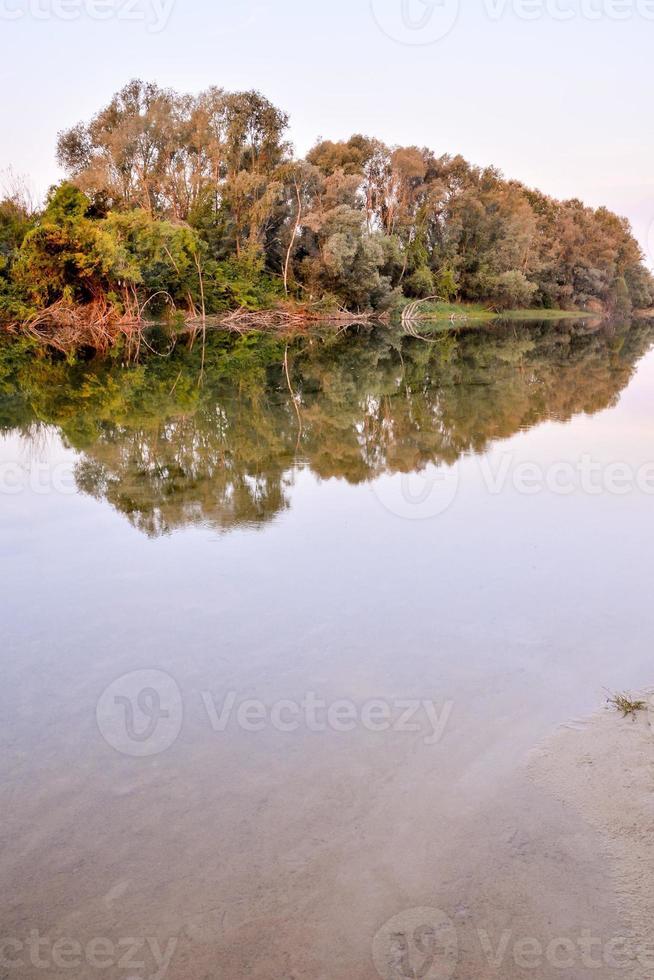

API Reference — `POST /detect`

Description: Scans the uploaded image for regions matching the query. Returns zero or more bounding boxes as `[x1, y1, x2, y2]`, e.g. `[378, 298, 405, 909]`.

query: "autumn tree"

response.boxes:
[0, 78, 648, 327]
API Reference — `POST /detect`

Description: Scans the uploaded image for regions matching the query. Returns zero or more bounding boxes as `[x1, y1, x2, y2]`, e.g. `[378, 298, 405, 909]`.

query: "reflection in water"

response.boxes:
[1, 319, 652, 536]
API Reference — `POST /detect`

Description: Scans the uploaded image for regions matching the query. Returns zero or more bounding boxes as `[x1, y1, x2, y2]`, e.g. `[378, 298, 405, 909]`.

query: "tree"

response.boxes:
[490, 270, 538, 310]
[13, 184, 118, 306]
[1, 78, 650, 333]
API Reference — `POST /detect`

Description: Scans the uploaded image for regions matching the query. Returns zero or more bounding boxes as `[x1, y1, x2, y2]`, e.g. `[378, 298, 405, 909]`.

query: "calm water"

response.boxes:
[2, 319, 654, 979]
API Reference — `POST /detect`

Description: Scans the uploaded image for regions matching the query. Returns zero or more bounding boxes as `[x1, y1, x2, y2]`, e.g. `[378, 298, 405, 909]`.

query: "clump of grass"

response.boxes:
[606, 691, 647, 719]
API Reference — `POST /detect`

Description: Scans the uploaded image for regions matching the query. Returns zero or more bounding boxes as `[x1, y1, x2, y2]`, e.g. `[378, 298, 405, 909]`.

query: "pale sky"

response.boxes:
[1, 0, 653, 261]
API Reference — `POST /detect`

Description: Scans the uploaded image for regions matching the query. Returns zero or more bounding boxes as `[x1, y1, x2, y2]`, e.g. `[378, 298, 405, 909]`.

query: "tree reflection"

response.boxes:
[1, 319, 652, 536]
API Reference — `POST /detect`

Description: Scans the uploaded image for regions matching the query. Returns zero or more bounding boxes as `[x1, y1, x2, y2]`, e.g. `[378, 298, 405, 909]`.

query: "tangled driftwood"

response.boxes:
[7, 299, 389, 355]
[19, 299, 144, 356]
[220, 306, 379, 330]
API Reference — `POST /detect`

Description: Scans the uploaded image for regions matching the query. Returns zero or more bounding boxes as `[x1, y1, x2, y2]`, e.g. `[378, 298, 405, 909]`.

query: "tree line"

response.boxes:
[1, 78, 652, 331]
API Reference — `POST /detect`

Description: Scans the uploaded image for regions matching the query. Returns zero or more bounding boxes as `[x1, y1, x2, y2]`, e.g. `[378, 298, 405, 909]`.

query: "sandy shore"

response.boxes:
[528, 695, 654, 980]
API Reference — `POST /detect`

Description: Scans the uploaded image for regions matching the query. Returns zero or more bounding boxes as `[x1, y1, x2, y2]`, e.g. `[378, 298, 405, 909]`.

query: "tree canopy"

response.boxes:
[1, 79, 652, 333]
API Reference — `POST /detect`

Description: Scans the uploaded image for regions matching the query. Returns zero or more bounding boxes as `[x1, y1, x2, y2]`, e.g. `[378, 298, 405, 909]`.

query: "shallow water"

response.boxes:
[2, 319, 654, 979]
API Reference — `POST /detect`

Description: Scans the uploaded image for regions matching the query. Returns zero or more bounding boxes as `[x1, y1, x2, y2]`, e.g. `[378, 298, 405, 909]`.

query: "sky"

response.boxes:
[1, 0, 653, 263]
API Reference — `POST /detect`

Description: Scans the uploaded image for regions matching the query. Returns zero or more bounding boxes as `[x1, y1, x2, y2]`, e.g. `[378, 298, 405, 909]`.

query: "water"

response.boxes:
[1, 319, 654, 979]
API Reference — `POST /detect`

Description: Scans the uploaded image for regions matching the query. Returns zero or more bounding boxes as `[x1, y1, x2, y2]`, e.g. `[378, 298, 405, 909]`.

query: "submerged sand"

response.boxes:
[528, 696, 654, 980]
[4, 695, 654, 980]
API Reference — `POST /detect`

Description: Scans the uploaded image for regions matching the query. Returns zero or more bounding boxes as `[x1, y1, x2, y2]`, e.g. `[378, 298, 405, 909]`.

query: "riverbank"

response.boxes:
[208, 301, 594, 330]
[2, 299, 603, 356]
[396, 299, 594, 322]
[529, 696, 654, 979]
